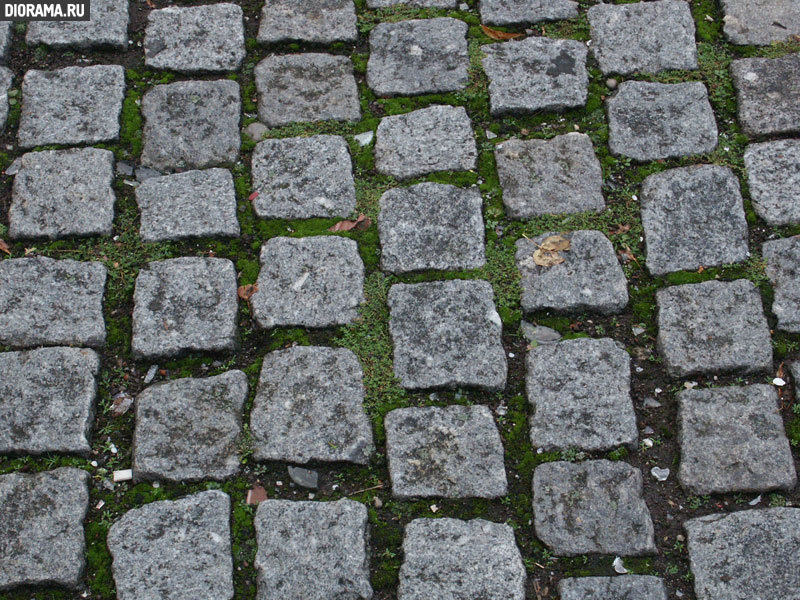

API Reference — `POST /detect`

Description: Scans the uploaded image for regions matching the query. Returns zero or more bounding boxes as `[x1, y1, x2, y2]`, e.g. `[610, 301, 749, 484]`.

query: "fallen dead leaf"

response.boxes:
[144, 0, 155, 7]
[246, 485, 268, 505]
[238, 284, 258, 302]
[617, 247, 636, 264]
[110, 392, 133, 417]
[538, 234, 570, 252]
[608, 224, 631, 235]
[0, 238, 9, 255]
[329, 213, 372, 232]
[532, 248, 565, 267]
[480, 24, 524, 40]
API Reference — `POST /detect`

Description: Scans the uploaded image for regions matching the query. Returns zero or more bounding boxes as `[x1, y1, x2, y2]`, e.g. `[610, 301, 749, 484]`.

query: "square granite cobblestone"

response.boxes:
[731, 53, 800, 137]
[0, 66, 11, 129]
[559, 576, 668, 600]
[257, 0, 357, 44]
[480, 0, 577, 26]
[0, 22, 11, 62]
[26, 0, 129, 49]
[764, 236, 800, 332]
[745, 140, 800, 226]
[721, 0, 800, 45]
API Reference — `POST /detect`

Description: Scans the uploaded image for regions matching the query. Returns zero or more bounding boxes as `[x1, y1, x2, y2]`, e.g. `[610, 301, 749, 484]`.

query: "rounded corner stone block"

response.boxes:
[745, 139, 800, 226]
[764, 236, 800, 332]
[558, 575, 668, 600]
[721, 0, 800, 45]
[479, 0, 577, 26]
[26, 0, 129, 49]
[257, 0, 357, 44]
[731, 53, 800, 137]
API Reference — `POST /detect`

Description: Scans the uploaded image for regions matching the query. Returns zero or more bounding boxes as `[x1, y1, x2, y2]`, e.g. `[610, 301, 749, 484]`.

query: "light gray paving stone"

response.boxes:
[144, 3, 245, 72]
[527, 337, 637, 452]
[398, 518, 526, 600]
[378, 182, 485, 273]
[385, 405, 508, 498]
[0, 22, 11, 62]
[480, 0, 577, 26]
[685, 508, 800, 600]
[368, 0, 454, 6]
[607, 81, 718, 161]
[254, 499, 372, 600]
[131, 257, 238, 359]
[482, 37, 588, 115]
[257, 0, 357, 44]
[250, 346, 374, 464]
[374, 104, 477, 180]
[254, 54, 360, 127]
[136, 168, 240, 242]
[721, 0, 800, 45]
[587, 0, 698, 76]
[141, 79, 241, 172]
[9, 148, 115, 240]
[745, 140, 800, 226]
[764, 236, 800, 332]
[367, 18, 468, 96]
[678, 384, 796, 495]
[558, 576, 668, 600]
[250, 135, 356, 219]
[133, 371, 248, 482]
[516, 230, 628, 315]
[0, 257, 106, 348]
[0, 66, 12, 129]
[731, 53, 800, 137]
[18, 64, 125, 148]
[387, 279, 507, 390]
[533, 460, 656, 556]
[0, 468, 89, 591]
[641, 165, 749, 276]
[495, 133, 604, 218]
[656, 279, 773, 377]
[108, 491, 233, 600]
[26, 0, 129, 49]
[0, 347, 99, 456]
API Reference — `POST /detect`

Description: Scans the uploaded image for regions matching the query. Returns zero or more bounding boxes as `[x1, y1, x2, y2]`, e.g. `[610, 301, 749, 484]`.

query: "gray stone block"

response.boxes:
[764, 236, 800, 332]
[721, 0, 800, 45]
[731, 53, 800, 137]
[26, 0, 128, 49]
[0, 66, 12, 129]
[385, 405, 508, 499]
[533, 460, 656, 556]
[258, 0, 357, 44]
[388, 279, 507, 390]
[745, 139, 800, 226]
[0, 22, 11, 62]
[480, 0, 577, 26]
[558, 576, 668, 600]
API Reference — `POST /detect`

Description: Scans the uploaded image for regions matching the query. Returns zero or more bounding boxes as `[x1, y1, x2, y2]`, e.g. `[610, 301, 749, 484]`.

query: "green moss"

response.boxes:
[119, 89, 143, 159]
[786, 417, 800, 446]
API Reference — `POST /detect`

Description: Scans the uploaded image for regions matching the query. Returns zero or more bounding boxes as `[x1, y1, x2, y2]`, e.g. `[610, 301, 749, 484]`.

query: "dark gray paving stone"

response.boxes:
[131, 257, 238, 359]
[0, 22, 11, 62]
[251, 236, 364, 328]
[607, 81, 718, 161]
[26, 0, 129, 49]
[18, 65, 125, 148]
[398, 518, 526, 600]
[378, 182, 485, 273]
[678, 384, 796, 495]
[641, 165, 749, 276]
[656, 279, 773, 377]
[374, 104, 477, 180]
[387, 279, 507, 390]
[764, 236, 800, 332]
[254, 499, 372, 600]
[731, 53, 800, 137]
[685, 508, 800, 600]
[254, 54, 360, 127]
[144, 3, 245, 72]
[141, 79, 241, 172]
[385, 405, 508, 499]
[0, 347, 99, 456]
[745, 140, 800, 226]
[0, 468, 89, 591]
[721, 0, 800, 45]
[0, 66, 11, 129]
[533, 460, 656, 556]
[250, 346, 373, 464]
[108, 491, 233, 600]
[367, 18, 468, 96]
[368, 0, 454, 6]
[258, 0, 357, 44]
[136, 168, 240, 242]
[482, 37, 588, 116]
[0, 257, 106, 348]
[480, 0, 577, 26]
[133, 370, 248, 482]
[558, 576, 668, 600]
[250, 135, 356, 219]
[495, 133, 604, 218]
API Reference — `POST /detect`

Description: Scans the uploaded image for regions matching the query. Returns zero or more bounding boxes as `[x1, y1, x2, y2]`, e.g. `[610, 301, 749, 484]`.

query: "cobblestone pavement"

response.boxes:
[0, 1, 799, 599]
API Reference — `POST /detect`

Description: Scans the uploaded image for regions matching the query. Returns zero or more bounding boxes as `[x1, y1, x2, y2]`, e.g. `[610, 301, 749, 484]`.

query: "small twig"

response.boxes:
[347, 483, 384, 497]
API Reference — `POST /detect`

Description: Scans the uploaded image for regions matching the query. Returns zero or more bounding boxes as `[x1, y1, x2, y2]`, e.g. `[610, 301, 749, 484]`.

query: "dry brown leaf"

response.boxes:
[144, 0, 155, 7]
[237, 284, 258, 302]
[533, 248, 565, 267]
[609, 224, 631, 235]
[0, 238, 10, 255]
[246, 486, 268, 505]
[538, 234, 570, 252]
[329, 213, 372, 232]
[617, 247, 635, 264]
[110, 392, 133, 417]
[480, 24, 524, 41]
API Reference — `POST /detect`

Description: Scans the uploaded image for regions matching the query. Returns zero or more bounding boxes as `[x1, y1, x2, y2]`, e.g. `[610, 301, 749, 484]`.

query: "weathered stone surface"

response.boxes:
[141, 80, 241, 172]
[685, 508, 800, 600]
[0, 257, 106, 348]
[745, 140, 800, 226]
[9, 148, 115, 240]
[0, 348, 99, 456]
[559, 576, 668, 600]
[385, 405, 508, 498]
[136, 168, 240, 242]
[254, 54, 360, 127]
[398, 518, 526, 600]
[131, 258, 238, 359]
[250, 346, 373, 464]
[251, 236, 365, 328]
[250, 135, 356, 219]
[378, 182, 485, 273]
[367, 18, 468, 96]
[0, 22, 11, 62]
[656, 279, 773, 377]
[482, 37, 588, 115]
[144, 3, 245, 72]
[495, 133, 604, 218]
[607, 81, 718, 161]
[764, 236, 800, 332]
[678, 384, 796, 495]
[254, 499, 372, 600]
[721, 0, 800, 45]
[388, 279, 507, 390]
[133, 371, 248, 482]
[108, 491, 233, 600]
[588, 0, 698, 76]
[533, 460, 656, 556]
[516, 230, 628, 314]
[258, 0, 357, 44]
[641, 165, 749, 276]
[18, 65, 125, 148]
[0, 66, 11, 129]
[731, 53, 800, 137]
[26, 0, 129, 49]
[374, 104, 477, 180]
[480, 0, 577, 25]
[0, 468, 89, 590]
